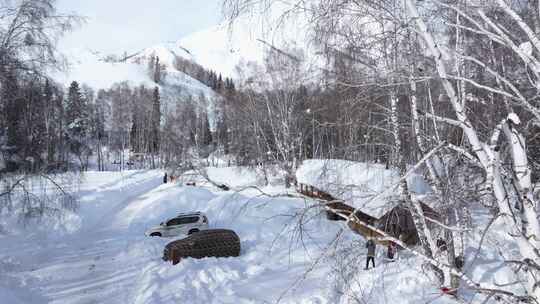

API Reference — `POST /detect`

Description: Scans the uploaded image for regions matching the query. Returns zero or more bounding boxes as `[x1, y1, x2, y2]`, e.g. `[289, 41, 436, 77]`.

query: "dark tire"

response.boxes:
[165, 229, 241, 261]
[150, 232, 162, 237]
[188, 228, 200, 235]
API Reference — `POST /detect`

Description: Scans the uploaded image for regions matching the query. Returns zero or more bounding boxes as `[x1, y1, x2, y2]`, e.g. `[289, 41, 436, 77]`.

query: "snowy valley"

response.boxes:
[0, 162, 458, 304]
[2, 0, 540, 303]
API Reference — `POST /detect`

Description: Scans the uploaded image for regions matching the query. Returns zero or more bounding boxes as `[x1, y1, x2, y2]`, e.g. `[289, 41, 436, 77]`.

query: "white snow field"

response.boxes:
[0, 163, 462, 303]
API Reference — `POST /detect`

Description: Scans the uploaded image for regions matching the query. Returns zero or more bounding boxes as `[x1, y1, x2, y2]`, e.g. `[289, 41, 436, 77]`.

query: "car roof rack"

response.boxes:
[175, 211, 202, 218]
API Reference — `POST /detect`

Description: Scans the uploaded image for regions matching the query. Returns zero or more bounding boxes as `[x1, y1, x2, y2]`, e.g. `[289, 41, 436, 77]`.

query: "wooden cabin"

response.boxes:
[376, 201, 441, 246]
[324, 201, 388, 244]
[296, 181, 442, 247]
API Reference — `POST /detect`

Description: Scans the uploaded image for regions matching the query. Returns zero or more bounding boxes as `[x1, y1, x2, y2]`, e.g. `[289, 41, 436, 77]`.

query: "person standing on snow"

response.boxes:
[387, 241, 396, 261]
[365, 238, 376, 269]
[163, 172, 168, 184]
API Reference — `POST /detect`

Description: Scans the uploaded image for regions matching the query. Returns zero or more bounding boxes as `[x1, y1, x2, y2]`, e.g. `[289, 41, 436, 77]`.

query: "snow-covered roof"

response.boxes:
[296, 159, 432, 218]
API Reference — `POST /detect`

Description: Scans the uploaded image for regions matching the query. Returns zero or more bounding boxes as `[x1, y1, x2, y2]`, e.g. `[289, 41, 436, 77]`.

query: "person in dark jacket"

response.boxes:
[365, 238, 376, 269]
[387, 242, 396, 261]
[163, 172, 168, 184]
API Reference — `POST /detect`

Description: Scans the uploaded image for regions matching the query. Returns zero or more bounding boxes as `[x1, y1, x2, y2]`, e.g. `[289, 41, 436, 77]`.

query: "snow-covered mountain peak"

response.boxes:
[177, 22, 266, 79]
[176, 14, 322, 81]
[129, 43, 193, 68]
[53, 45, 215, 95]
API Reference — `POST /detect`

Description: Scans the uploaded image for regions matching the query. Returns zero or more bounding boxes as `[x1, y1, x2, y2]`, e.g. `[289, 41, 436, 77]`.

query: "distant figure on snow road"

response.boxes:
[163, 172, 168, 184]
[365, 238, 376, 270]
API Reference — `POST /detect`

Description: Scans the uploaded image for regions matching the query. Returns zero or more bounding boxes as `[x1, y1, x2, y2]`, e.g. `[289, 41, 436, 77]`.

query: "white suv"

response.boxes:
[146, 212, 209, 237]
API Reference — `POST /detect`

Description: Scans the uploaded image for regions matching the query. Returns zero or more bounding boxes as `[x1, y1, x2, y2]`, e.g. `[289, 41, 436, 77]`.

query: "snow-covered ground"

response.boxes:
[0, 163, 461, 303]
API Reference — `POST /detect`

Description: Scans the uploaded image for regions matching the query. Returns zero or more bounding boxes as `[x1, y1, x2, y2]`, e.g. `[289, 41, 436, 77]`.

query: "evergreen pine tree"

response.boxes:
[93, 91, 106, 141]
[202, 112, 212, 146]
[3, 71, 23, 171]
[216, 111, 229, 154]
[43, 79, 56, 164]
[150, 86, 161, 153]
[27, 80, 47, 167]
[154, 56, 161, 84]
[147, 55, 155, 77]
[184, 96, 197, 145]
[210, 71, 217, 89]
[65, 81, 88, 157]
[130, 110, 140, 153]
[217, 74, 223, 91]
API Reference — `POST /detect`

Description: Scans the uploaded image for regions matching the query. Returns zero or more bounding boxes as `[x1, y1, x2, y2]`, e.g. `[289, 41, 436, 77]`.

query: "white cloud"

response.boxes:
[57, 0, 222, 54]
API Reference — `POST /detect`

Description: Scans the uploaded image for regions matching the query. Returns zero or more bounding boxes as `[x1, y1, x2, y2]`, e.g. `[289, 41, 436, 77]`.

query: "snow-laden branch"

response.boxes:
[476, 10, 540, 84]
[445, 75, 518, 100]
[406, 1, 491, 169]
[0, 175, 26, 198]
[445, 144, 478, 163]
[436, 0, 540, 79]
[424, 216, 470, 233]
[494, 0, 540, 57]
[420, 110, 462, 127]
[407, 0, 540, 300]
[457, 54, 526, 102]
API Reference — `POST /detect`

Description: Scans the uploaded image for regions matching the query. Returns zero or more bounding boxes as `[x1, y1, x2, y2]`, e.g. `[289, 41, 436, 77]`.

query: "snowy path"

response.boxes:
[34, 174, 164, 303]
[0, 170, 166, 303]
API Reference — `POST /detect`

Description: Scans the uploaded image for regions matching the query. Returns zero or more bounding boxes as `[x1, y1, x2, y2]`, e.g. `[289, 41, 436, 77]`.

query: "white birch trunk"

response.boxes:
[410, 75, 455, 286]
[389, 90, 402, 177]
[391, 83, 444, 282]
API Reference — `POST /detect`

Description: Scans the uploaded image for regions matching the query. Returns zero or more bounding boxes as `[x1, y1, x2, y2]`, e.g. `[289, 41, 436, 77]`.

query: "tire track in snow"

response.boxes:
[21, 171, 165, 303]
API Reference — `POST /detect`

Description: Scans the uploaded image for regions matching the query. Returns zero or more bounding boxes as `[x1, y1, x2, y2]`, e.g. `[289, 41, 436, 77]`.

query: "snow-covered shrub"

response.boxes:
[0, 172, 82, 235]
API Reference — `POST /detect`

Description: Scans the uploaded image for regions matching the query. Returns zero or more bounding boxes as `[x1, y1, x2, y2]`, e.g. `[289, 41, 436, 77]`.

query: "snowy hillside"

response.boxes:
[55, 11, 317, 94]
[177, 14, 321, 79]
[53, 44, 219, 108]
[178, 22, 266, 79]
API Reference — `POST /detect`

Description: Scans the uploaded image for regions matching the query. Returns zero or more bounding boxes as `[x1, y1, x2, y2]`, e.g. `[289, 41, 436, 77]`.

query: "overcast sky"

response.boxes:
[57, 0, 223, 54]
